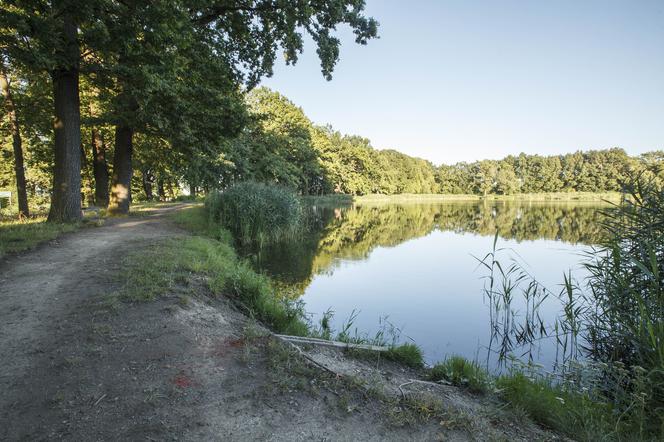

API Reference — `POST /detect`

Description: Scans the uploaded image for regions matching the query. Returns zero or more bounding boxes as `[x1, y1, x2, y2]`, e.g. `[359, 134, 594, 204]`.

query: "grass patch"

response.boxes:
[206, 181, 303, 246]
[385, 343, 424, 369]
[301, 194, 354, 207]
[429, 356, 490, 394]
[0, 217, 80, 258]
[119, 206, 309, 336]
[495, 372, 618, 441]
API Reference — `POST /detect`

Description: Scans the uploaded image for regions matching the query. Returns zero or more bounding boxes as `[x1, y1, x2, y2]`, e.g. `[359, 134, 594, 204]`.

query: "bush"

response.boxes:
[206, 181, 303, 246]
[429, 356, 489, 393]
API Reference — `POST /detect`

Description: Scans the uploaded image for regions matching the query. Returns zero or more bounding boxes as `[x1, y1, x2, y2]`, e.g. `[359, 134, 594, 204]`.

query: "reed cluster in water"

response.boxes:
[472, 178, 664, 440]
[206, 182, 304, 246]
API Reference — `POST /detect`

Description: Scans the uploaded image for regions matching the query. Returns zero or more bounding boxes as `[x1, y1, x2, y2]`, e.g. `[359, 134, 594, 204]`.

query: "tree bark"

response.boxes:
[91, 128, 109, 207]
[47, 13, 82, 222]
[141, 169, 153, 201]
[157, 177, 166, 201]
[0, 60, 29, 217]
[108, 125, 133, 215]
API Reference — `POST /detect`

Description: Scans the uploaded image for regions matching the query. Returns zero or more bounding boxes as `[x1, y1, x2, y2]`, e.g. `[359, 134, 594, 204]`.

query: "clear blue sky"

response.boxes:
[260, 0, 664, 165]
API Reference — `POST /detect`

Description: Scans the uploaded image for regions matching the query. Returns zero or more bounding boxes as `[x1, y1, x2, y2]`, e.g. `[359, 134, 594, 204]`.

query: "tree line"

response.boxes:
[2, 2, 662, 222]
[194, 87, 663, 197]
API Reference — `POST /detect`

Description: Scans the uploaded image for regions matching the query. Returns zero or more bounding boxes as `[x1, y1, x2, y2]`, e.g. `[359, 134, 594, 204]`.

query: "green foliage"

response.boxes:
[429, 356, 489, 393]
[385, 343, 424, 369]
[585, 181, 664, 369]
[206, 182, 304, 246]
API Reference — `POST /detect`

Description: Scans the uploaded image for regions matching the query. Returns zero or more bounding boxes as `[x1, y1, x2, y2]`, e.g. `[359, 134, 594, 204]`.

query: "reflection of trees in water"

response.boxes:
[256, 202, 608, 298]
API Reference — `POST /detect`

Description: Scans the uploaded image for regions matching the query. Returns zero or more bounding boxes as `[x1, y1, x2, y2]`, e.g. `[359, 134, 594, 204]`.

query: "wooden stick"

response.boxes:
[275, 334, 389, 352]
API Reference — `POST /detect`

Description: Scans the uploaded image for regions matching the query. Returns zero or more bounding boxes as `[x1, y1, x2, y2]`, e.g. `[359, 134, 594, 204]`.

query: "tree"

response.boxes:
[0, 56, 29, 216]
[1, 1, 115, 221]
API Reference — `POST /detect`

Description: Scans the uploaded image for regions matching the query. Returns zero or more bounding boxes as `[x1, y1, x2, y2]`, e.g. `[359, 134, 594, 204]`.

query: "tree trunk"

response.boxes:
[108, 125, 133, 215]
[91, 128, 109, 207]
[47, 12, 82, 222]
[190, 183, 196, 198]
[141, 169, 153, 201]
[157, 177, 166, 201]
[0, 60, 29, 217]
[167, 180, 176, 199]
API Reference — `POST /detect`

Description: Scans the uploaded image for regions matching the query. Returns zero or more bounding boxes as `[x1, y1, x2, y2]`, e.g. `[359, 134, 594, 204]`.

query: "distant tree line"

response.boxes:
[203, 88, 663, 197]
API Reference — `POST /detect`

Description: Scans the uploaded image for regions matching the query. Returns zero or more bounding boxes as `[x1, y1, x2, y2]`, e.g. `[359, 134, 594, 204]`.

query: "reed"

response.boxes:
[475, 178, 664, 439]
[206, 182, 304, 246]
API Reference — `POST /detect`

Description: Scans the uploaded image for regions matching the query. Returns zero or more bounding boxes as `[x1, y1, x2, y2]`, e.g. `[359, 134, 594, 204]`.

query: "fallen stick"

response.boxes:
[274, 334, 389, 352]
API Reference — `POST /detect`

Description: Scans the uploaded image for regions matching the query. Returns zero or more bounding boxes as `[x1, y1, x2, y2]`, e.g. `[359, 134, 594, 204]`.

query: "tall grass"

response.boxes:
[206, 182, 303, 246]
[430, 356, 490, 393]
[475, 178, 664, 439]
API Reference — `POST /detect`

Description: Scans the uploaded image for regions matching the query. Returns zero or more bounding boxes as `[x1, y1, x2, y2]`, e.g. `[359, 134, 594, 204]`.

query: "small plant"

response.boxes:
[206, 182, 304, 246]
[385, 343, 424, 369]
[429, 356, 490, 393]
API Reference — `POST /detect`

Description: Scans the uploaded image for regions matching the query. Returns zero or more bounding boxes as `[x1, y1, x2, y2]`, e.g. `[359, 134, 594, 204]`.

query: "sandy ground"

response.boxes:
[0, 207, 563, 441]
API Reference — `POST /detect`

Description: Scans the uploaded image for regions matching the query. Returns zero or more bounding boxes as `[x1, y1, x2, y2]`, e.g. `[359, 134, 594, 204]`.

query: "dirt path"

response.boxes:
[0, 207, 561, 441]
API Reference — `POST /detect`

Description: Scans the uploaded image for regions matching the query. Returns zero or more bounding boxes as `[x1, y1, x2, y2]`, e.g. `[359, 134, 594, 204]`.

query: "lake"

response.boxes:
[252, 200, 608, 370]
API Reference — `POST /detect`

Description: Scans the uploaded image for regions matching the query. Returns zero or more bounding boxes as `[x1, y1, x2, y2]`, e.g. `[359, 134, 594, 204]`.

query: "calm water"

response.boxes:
[253, 200, 607, 369]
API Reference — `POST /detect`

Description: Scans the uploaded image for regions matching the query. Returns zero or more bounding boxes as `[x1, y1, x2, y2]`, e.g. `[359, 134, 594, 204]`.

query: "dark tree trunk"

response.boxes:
[141, 169, 153, 201]
[91, 129, 109, 207]
[0, 60, 29, 217]
[108, 125, 133, 215]
[47, 13, 82, 222]
[190, 183, 197, 198]
[157, 177, 166, 201]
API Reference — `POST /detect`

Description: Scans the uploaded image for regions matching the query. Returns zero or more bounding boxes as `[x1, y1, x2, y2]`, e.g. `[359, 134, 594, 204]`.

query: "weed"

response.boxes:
[429, 356, 490, 394]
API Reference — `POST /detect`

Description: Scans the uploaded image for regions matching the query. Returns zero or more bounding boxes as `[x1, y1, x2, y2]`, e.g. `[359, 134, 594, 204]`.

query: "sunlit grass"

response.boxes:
[0, 217, 79, 258]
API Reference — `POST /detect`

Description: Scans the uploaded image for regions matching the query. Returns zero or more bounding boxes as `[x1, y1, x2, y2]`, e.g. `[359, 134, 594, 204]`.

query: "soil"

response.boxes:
[0, 206, 564, 441]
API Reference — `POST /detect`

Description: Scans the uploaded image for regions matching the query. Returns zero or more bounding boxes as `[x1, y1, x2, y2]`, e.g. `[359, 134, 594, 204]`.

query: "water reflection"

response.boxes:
[252, 201, 608, 367]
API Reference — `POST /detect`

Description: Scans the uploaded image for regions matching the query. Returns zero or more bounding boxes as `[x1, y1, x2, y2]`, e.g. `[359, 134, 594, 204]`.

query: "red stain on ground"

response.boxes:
[226, 338, 244, 348]
[211, 337, 245, 357]
[173, 373, 194, 388]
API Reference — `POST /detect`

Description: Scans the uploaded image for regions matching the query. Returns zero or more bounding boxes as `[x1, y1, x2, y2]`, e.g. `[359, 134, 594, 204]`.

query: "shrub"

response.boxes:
[206, 181, 303, 246]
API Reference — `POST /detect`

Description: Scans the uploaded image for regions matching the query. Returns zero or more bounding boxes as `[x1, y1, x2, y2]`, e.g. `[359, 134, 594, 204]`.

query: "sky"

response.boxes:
[260, 0, 664, 165]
